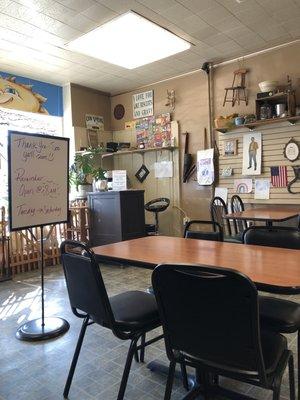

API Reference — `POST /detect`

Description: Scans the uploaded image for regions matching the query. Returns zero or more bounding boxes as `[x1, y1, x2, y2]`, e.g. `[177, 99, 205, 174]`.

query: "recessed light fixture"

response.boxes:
[67, 11, 191, 69]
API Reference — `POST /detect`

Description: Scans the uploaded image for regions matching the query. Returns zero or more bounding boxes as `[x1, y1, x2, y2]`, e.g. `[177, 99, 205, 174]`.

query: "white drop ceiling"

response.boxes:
[0, 0, 299, 95]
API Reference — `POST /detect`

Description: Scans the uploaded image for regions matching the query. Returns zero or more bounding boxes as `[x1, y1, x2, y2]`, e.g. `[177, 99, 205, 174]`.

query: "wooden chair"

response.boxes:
[223, 69, 248, 107]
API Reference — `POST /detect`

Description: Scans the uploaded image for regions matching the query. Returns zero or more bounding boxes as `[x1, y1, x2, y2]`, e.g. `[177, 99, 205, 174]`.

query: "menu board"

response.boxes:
[8, 131, 69, 231]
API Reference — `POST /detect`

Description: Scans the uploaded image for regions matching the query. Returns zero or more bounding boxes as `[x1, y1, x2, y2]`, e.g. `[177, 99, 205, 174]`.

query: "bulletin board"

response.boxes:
[8, 131, 69, 231]
[135, 113, 172, 148]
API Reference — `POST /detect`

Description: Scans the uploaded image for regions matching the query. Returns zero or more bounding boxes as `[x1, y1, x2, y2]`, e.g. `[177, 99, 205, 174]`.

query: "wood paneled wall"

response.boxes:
[218, 121, 300, 204]
[216, 42, 300, 206]
[112, 128, 181, 236]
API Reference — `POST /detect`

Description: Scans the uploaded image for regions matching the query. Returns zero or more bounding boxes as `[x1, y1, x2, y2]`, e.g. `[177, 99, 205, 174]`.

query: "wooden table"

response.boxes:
[93, 235, 300, 294]
[224, 207, 300, 226]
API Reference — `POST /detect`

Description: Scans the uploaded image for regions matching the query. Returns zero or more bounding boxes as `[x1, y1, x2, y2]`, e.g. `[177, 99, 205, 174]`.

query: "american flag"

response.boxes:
[270, 166, 288, 187]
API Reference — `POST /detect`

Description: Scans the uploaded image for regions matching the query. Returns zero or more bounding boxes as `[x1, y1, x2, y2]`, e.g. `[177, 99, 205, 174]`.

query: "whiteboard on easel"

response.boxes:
[8, 131, 69, 231]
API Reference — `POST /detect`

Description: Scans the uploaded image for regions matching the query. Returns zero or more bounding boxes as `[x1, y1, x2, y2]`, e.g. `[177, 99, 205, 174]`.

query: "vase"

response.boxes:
[77, 184, 93, 198]
[93, 179, 107, 191]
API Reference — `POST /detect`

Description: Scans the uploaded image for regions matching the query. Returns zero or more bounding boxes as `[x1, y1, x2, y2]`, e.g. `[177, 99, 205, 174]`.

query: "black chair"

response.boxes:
[230, 194, 248, 235]
[243, 226, 300, 399]
[210, 196, 242, 243]
[183, 220, 223, 241]
[60, 240, 163, 400]
[145, 197, 170, 235]
[152, 263, 295, 400]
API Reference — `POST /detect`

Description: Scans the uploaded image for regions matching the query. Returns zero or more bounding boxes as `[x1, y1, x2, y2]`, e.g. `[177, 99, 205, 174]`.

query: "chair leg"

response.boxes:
[63, 316, 89, 399]
[272, 372, 283, 400]
[288, 354, 296, 400]
[180, 361, 189, 391]
[297, 331, 300, 400]
[134, 348, 139, 363]
[164, 361, 176, 400]
[117, 336, 139, 400]
[140, 333, 146, 363]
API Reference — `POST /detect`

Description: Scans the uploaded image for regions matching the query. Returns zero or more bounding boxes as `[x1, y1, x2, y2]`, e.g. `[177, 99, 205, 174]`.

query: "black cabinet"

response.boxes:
[88, 190, 146, 246]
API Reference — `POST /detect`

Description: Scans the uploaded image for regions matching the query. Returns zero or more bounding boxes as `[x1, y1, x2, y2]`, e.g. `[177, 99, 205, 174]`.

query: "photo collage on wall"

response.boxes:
[135, 113, 171, 148]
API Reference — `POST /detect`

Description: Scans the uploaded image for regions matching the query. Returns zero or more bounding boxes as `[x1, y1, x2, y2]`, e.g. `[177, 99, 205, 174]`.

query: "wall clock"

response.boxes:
[284, 138, 300, 162]
[114, 104, 125, 120]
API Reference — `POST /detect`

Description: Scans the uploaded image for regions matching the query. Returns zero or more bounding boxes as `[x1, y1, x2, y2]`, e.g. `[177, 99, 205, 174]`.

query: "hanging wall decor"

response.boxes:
[135, 164, 149, 183]
[283, 138, 300, 162]
[287, 165, 300, 194]
[242, 132, 262, 176]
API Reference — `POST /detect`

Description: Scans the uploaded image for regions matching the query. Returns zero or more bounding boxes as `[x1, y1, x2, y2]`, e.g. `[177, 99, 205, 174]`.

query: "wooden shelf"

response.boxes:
[102, 146, 178, 158]
[215, 115, 300, 134]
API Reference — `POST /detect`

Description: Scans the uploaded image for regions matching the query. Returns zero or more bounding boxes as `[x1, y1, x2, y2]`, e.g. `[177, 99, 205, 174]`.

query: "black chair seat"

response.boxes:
[110, 291, 160, 331]
[259, 296, 300, 333]
[261, 331, 287, 374]
[224, 234, 242, 243]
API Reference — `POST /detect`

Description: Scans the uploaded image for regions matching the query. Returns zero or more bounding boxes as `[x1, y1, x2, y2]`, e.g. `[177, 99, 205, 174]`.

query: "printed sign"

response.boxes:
[112, 170, 127, 191]
[8, 131, 69, 230]
[85, 114, 104, 131]
[133, 90, 153, 119]
[197, 148, 214, 185]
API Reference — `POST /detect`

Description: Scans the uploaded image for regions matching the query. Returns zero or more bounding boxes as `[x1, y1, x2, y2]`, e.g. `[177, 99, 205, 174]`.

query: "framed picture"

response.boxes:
[135, 164, 150, 183]
[87, 129, 98, 148]
[224, 139, 238, 156]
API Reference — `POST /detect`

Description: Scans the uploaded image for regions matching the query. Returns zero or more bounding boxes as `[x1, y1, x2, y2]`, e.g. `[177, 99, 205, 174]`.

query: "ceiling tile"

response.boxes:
[55, 0, 96, 13]
[0, 0, 297, 94]
[81, 3, 116, 22]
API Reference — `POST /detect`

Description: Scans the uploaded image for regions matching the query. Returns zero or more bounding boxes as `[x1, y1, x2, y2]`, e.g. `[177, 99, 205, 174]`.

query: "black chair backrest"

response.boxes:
[210, 196, 232, 236]
[243, 226, 300, 249]
[230, 195, 247, 234]
[152, 264, 266, 382]
[145, 197, 170, 213]
[60, 240, 115, 328]
[183, 220, 223, 241]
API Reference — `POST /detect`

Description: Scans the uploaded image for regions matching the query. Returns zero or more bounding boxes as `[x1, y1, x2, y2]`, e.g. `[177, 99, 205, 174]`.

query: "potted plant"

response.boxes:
[92, 167, 107, 191]
[69, 146, 106, 197]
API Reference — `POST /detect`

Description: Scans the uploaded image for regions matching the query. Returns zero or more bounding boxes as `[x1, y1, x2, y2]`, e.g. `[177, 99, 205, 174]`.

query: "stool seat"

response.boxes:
[145, 197, 170, 235]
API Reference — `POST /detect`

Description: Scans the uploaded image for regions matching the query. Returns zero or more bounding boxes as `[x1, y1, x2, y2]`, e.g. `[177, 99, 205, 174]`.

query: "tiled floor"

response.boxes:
[0, 263, 298, 400]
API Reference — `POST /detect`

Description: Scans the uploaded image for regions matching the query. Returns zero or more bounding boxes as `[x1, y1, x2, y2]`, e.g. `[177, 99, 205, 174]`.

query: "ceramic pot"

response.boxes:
[77, 184, 93, 198]
[235, 116, 245, 126]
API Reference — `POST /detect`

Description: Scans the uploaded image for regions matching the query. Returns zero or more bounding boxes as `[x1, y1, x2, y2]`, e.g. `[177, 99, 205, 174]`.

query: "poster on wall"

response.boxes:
[0, 71, 63, 116]
[8, 131, 69, 231]
[242, 132, 262, 176]
[133, 90, 153, 119]
[85, 114, 104, 131]
[234, 178, 253, 194]
[135, 113, 171, 148]
[197, 148, 214, 185]
[254, 179, 270, 200]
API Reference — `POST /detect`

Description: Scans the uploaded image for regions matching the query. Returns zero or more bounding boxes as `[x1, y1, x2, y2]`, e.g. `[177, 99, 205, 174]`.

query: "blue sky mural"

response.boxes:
[0, 71, 63, 117]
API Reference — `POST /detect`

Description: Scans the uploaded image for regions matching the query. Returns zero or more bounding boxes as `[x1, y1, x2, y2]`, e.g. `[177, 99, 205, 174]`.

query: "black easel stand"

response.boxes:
[16, 225, 69, 341]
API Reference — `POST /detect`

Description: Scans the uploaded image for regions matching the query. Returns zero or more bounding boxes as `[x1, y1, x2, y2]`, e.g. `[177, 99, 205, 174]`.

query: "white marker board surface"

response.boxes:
[8, 131, 69, 231]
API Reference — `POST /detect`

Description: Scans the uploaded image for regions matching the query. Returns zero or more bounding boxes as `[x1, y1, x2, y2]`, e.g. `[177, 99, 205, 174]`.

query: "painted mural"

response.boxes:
[0, 72, 62, 116]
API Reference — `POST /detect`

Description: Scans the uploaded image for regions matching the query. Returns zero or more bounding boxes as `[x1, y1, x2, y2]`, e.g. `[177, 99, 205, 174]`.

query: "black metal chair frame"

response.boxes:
[183, 220, 223, 241]
[243, 225, 300, 399]
[152, 263, 295, 400]
[60, 240, 163, 400]
[230, 194, 248, 235]
[210, 196, 234, 237]
[145, 197, 170, 235]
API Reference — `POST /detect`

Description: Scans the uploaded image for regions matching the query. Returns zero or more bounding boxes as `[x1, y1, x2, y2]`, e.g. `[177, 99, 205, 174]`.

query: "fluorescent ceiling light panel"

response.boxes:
[67, 11, 191, 69]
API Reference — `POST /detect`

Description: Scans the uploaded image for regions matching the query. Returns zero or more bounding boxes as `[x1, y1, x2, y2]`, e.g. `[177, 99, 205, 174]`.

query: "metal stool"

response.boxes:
[144, 198, 170, 235]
